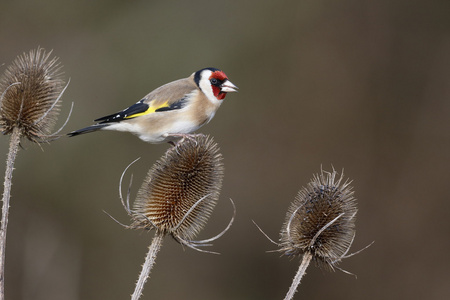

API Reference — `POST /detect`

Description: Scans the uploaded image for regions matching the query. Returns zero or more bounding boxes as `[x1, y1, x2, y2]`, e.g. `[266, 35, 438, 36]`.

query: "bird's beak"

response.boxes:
[221, 80, 238, 92]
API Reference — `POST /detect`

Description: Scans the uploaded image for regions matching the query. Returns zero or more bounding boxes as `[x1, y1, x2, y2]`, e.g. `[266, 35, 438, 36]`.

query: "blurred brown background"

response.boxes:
[1, 0, 449, 299]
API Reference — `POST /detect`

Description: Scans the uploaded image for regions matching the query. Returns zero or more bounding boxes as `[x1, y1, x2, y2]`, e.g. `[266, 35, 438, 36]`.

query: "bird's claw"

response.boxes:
[166, 133, 201, 149]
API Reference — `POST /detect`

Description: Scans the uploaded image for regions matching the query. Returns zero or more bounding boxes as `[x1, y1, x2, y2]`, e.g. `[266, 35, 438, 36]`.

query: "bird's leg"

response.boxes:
[166, 133, 200, 145]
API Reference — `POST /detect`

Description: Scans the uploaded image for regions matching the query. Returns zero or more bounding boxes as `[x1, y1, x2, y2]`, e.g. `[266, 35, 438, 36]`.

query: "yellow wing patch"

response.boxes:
[124, 100, 170, 119]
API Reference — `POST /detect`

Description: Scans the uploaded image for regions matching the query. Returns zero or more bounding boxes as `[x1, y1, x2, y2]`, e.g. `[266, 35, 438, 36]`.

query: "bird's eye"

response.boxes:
[210, 78, 218, 85]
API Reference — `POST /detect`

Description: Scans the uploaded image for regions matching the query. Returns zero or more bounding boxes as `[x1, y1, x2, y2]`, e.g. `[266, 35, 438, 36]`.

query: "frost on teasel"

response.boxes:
[0, 47, 68, 142]
[279, 169, 358, 270]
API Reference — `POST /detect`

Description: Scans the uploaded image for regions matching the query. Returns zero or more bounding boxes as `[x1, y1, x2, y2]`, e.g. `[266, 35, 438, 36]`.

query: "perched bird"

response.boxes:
[68, 67, 237, 144]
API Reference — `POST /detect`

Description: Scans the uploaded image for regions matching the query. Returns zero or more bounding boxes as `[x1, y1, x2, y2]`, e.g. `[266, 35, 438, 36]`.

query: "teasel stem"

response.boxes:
[106, 135, 234, 299]
[254, 168, 372, 299]
[0, 48, 69, 299]
[132, 230, 164, 300]
[0, 126, 21, 299]
[284, 252, 312, 300]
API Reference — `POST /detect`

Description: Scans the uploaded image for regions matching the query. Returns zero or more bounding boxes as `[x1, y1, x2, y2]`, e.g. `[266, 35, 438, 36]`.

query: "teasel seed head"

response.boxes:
[131, 135, 224, 242]
[118, 135, 231, 299]
[279, 169, 357, 270]
[0, 47, 66, 142]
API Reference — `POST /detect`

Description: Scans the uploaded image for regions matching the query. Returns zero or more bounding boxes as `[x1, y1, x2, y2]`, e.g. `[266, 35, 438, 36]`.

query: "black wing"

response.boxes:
[94, 96, 189, 124]
[94, 99, 149, 124]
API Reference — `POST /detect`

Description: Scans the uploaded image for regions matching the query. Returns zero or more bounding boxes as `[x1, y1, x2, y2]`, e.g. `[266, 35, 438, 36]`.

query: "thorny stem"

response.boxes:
[131, 230, 165, 300]
[284, 251, 313, 300]
[0, 127, 21, 300]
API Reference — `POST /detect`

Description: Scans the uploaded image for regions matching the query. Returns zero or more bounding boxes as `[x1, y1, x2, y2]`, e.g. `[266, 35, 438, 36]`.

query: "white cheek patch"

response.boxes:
[199, 70, 220, 103]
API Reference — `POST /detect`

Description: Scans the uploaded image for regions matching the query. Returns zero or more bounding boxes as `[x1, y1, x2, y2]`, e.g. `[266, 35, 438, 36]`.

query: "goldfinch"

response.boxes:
[68, 67, 237, 143]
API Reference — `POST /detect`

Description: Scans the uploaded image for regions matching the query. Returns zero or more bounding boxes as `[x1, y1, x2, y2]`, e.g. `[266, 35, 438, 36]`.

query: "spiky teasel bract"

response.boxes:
[0, 47, 66, 142]
[117, 134, 232, 300]
[270, 169, 367, 300]
[0, 48, 69, 299]
[279, 169, 357, 270]
[129, 134, 225, 243]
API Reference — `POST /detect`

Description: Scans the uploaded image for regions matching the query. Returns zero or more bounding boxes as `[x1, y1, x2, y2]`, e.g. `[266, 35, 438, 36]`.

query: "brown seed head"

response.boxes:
[131, 135, 224, 241]
[279, 169, 357, 270]
[0, 47, 65, 142]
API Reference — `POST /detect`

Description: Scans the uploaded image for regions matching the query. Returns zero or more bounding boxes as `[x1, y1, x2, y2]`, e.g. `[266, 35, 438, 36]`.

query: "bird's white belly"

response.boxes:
[104, 119, 203, 143]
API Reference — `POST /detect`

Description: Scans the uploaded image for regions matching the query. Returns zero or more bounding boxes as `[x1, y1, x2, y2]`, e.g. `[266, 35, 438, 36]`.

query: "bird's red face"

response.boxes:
[209, 70, 238, 100]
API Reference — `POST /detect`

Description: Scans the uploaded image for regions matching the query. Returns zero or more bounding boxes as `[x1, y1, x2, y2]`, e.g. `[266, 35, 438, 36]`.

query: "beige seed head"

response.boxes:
[0, 47, 65, 142]
[131, 135, 224, 242]
[279, 169, 357, 270]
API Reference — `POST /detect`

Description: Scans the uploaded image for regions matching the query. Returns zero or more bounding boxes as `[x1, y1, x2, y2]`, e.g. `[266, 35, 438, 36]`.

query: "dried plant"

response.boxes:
[0, 47, 70, 142]
[131, 134, 224, 241]
[0, 47, 70, 299]
[113, 134, 234, 300]
[279, 169, 358, 269]
[255, 168, 371, 300]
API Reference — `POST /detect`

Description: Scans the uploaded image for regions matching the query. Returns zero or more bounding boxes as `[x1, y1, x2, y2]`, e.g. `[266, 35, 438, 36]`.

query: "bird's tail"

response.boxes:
[68, 123, 110, 137]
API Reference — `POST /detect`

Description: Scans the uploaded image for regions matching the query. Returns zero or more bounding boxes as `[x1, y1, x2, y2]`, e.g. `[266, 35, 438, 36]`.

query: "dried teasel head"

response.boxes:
[130, 135, 224, 243]
[0, 47, 66, 142]
[279, 169, 357, 270]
